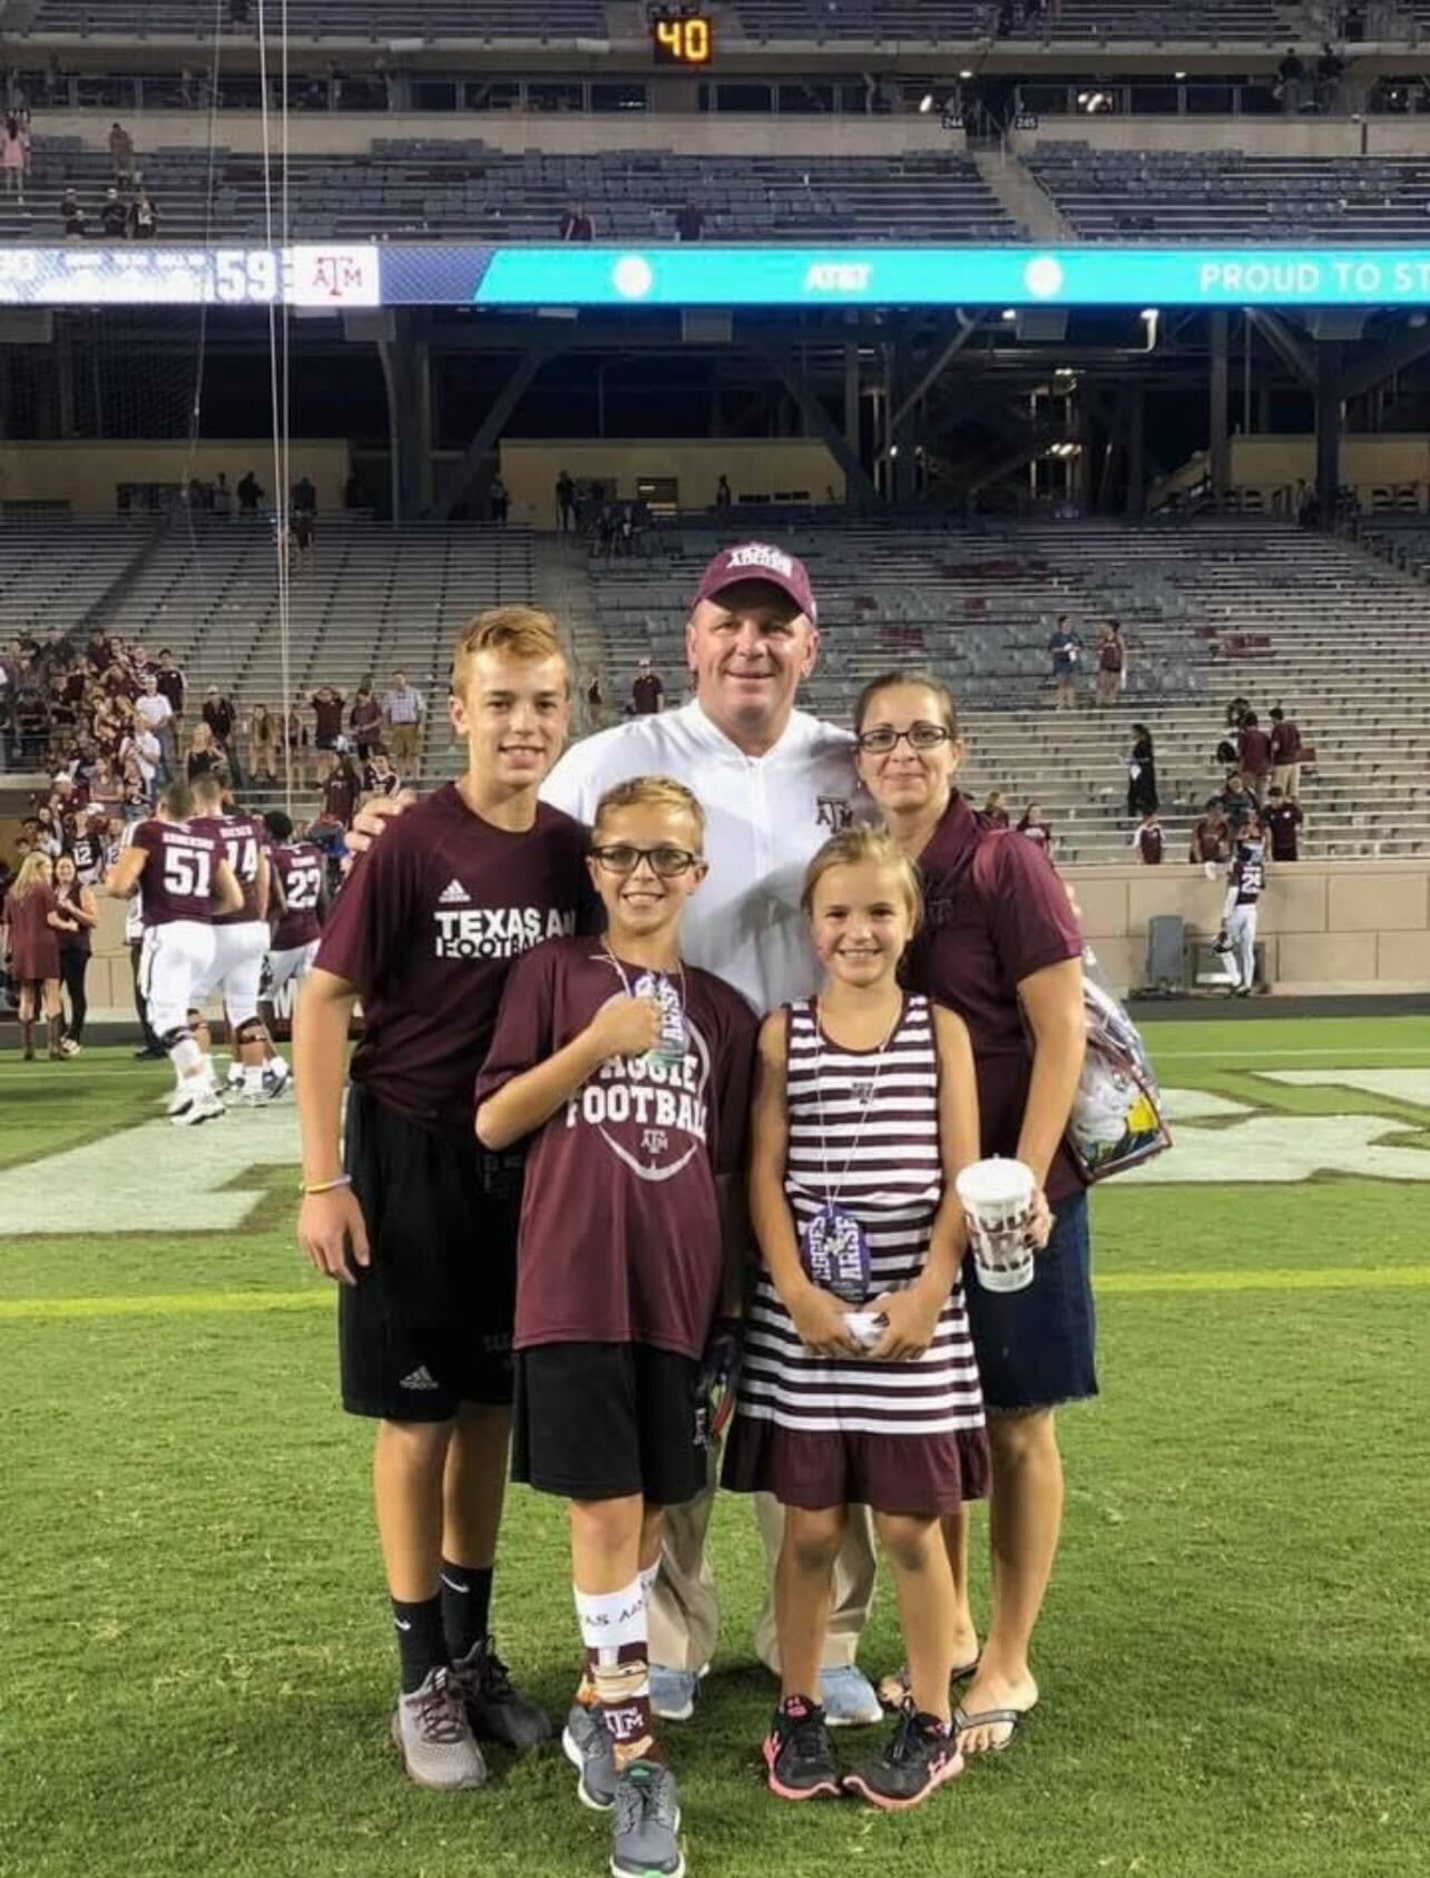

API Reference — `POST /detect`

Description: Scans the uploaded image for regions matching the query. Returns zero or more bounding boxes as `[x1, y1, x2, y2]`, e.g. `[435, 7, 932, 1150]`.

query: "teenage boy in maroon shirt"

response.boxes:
[1269, 707, 1303, 801]
[1189, 798, 1230, 868]
[478, 776, 756, 1878]
[294, 609, 596, 1793]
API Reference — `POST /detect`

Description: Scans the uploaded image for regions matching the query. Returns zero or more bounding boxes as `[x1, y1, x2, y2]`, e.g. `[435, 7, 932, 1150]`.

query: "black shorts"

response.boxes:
[512, 1342, 707, 1508]
[338, 1083, 522, 1422]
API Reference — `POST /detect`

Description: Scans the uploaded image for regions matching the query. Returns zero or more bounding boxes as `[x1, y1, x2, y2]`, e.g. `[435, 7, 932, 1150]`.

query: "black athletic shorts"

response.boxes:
[338, 1083, 521, 1422]
[512, 1342, 706, 1508]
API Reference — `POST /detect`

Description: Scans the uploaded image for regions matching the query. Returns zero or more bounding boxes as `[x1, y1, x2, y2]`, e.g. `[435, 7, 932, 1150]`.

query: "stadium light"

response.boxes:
[919, 93, 935, 114]
[959, 68, 974, 79]
[1002, 308, 1017, 320]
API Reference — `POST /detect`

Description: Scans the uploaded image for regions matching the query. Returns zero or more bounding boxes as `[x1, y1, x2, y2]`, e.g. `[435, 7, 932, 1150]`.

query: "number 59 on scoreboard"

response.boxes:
[650, 7, 714, 66]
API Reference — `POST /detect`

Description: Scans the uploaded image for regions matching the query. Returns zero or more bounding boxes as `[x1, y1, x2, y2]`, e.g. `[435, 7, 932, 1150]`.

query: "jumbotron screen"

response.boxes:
[2, 244, 1428, 309]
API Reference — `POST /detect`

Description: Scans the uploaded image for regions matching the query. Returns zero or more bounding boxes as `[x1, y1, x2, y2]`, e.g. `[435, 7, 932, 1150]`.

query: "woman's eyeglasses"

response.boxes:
[590, 844, 700, 879]
[854, 722, 954, 755]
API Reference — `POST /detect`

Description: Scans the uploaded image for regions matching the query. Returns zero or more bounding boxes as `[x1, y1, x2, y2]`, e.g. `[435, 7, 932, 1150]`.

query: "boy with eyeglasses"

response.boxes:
[476, 775, 757, 1878]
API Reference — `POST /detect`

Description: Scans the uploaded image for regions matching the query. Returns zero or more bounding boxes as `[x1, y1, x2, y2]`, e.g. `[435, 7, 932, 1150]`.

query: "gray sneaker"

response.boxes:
[562, 1702, 618, 1811]
[610, 1759, 684, 1878]
[390, 1665, 488, 1791]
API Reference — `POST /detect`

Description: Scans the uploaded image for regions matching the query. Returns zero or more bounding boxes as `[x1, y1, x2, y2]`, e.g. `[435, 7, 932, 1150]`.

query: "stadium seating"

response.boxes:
[731, 0, 1283, 40]
[21, 0, 1284, 37]
[18, 511, 1430, 861]
[585, 518, 1430, 862]
[0, 515, 157, 644]
[60, 516, 544, 790]
[1027, 144, 1430, 240]
[0, 140, 1019, 244]
[23, 1, 609, 37]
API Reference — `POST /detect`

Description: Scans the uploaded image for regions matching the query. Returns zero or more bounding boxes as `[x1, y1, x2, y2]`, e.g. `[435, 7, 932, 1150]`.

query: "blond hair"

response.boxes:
[8, 852, 53, 903]
[450, 605, 568, 694]
[800, 827, 923, 933]
[594, 775, 706, 846]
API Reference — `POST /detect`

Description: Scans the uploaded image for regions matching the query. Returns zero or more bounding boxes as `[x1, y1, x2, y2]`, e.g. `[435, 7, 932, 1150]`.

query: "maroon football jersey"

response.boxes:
[133, 820, 224, 927]
[903, 793, 1085, 1204]
[315, 784, 599, 1128]
[191, 812, 268, 925]
[476, 937, 758, 1360]
[1137, 824, 1165, 864]
[272, 840, 325, 950]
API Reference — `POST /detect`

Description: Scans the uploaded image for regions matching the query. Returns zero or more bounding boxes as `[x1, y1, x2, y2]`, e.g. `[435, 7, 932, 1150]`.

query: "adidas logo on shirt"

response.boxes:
[399, 1365, 441, 1391]
[438, 879, 471, 905]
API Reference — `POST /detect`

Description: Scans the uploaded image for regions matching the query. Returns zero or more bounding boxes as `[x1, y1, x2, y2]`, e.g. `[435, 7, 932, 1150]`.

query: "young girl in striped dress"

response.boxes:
[723, 828, 988, 1811]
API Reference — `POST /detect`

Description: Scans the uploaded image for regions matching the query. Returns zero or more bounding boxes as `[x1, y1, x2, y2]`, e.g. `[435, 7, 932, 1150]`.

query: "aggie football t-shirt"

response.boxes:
[477, 935, 758, 1361]
[316, 784, 594, 1129]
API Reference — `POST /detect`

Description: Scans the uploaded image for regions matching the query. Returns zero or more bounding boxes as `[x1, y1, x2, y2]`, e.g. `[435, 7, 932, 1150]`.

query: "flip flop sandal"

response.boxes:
[877, 1657, 982, 1711]
[954, 1702, 1036, 1754]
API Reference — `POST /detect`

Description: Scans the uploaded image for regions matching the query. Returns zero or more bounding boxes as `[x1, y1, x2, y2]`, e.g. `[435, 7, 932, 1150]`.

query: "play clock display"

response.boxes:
[650, 6, 714, 66]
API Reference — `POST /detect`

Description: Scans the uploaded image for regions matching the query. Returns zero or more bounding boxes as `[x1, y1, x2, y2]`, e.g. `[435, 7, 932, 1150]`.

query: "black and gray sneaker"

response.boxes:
[562, 1701, 618, 1811]
[762, 1696, 842, 1802]
[390, 1665, 487, 1791]
[610, 1758, 684, 1878]
[450, 1635, 552, 1750]
[841, 1704, 963, 1812]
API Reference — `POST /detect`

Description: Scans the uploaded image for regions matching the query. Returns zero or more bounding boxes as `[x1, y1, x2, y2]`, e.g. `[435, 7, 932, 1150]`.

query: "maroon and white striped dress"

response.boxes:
[723, 994, 989, 1516]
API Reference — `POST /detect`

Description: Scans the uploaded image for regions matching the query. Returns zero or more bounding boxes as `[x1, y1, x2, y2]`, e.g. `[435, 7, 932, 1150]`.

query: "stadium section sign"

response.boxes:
[7, 245, 1430, 309]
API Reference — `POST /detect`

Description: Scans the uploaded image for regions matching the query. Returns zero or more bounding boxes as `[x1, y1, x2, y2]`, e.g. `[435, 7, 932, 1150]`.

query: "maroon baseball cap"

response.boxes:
[693, 541, 818, 625]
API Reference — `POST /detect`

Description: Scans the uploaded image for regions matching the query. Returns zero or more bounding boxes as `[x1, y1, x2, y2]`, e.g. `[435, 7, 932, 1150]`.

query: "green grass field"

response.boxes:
[3, 1019, 1428, 1878]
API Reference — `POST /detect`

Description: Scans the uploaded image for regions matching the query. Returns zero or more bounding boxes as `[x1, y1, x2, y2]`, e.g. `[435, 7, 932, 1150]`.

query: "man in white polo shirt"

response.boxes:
[534, 542, 881, 1730]
[349, 541, 884, 1729]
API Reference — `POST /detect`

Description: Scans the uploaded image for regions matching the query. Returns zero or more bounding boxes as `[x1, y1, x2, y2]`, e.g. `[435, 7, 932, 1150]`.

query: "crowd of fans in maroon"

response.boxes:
[1, 629, 422, 948]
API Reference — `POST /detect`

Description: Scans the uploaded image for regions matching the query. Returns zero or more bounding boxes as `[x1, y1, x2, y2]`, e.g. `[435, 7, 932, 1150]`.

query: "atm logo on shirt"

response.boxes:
[434, 905, 575, 960]
[564, 1011, 713, 1182]
[816, 794, 855, 830]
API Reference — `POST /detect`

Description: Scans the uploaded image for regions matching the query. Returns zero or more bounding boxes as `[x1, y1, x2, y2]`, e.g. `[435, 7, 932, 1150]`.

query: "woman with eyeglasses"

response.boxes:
[852, 671, 1090, 1762]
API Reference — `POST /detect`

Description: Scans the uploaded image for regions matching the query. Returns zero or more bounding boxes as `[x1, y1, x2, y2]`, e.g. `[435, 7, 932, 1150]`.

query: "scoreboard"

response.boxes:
[650, 6, 714, 67]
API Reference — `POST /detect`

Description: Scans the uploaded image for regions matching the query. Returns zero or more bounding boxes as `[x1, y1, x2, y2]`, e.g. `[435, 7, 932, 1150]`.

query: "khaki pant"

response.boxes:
[1271, 761, 1301, 801]
[647, 1473, 878, 1675]
[387, 720, 420, 771]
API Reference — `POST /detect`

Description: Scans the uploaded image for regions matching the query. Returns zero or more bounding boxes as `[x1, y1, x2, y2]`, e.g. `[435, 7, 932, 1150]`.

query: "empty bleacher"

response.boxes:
[1027, 145, 1430, 241]
[72, 516, 542, 793]
[0, 514, 157, 645]
[731, 0, 1283, 39]
[0, 140, 1019, 244]
[22, 1, 609, 37]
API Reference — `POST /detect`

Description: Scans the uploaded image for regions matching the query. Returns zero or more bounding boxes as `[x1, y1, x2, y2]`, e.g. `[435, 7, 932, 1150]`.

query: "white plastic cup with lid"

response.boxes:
[956, 1157, 1037, 1294]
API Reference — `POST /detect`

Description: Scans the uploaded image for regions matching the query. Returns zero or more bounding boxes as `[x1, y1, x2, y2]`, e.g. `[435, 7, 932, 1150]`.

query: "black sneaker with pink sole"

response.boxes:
[842, 1705, 963, 1811]
[763, 1696, 842, 1801]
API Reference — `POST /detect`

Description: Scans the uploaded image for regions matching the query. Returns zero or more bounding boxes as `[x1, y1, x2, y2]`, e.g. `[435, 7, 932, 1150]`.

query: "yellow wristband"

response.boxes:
[301, 1175, 351, 1196]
